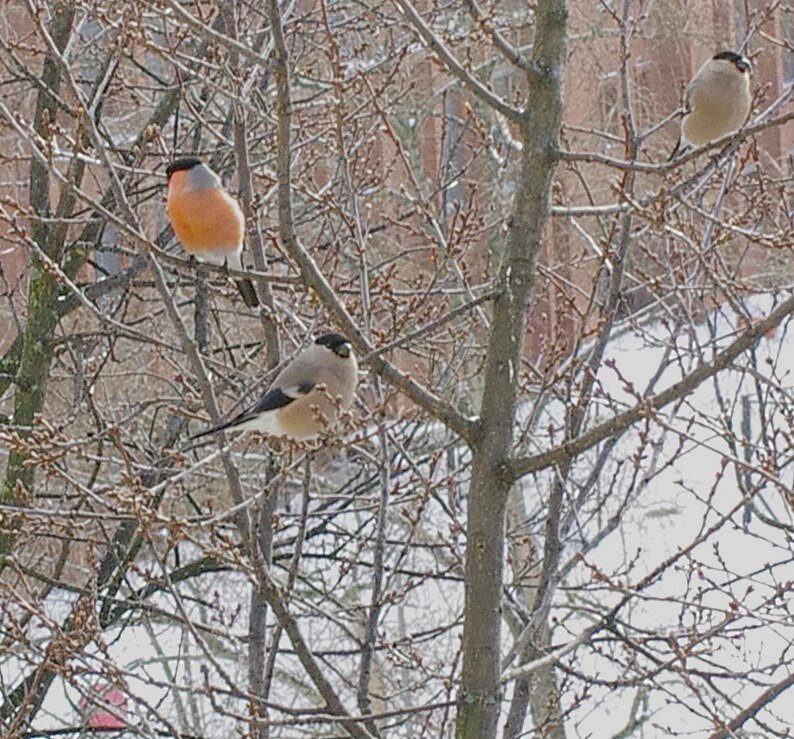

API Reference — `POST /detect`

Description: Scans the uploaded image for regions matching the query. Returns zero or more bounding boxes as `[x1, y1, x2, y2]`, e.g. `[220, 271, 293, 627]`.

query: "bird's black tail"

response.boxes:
[668, 137, 690, 162]
[236, 277, 259, 308]
[189, 417, 240, 440]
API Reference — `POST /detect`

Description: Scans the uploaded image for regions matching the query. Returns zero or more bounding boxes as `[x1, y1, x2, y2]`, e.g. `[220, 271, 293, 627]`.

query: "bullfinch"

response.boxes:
[165, 157, 259, 308]
[670, 51, 751, 160]
[191, 333, 358, 441]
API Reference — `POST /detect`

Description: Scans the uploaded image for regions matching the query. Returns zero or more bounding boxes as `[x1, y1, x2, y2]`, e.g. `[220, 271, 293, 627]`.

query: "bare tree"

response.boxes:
[1, 0, 792, 737]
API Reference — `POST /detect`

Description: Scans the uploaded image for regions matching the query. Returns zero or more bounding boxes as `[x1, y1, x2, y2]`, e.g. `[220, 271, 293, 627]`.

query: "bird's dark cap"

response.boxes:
[315, 333, 352, 356]
[166, 157, 204, 179]
[713, 51, 750, 72]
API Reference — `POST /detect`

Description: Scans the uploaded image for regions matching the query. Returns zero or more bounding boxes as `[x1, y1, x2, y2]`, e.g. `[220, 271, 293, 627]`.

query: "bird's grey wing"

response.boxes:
[669, 81, 695, 162]
[683, 62, 711, 115]
[248, 382, 314, 415]
[189, 382, 314, 439]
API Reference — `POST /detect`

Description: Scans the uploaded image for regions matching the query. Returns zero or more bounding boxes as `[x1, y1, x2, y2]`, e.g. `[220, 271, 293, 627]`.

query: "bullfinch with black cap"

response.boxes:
[670, 51, 752, 160]
[166, 157, 259, 308]
[191, 333, 358, 441]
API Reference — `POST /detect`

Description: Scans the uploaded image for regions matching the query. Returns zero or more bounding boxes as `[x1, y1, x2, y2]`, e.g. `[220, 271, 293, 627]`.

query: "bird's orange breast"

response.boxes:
[167, 187, 245, 255]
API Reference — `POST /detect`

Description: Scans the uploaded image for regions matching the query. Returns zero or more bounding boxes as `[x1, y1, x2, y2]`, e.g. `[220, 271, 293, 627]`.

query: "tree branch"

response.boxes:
[394, 0, 523, 121]
[559, 107, 794, 172]
[511, 290, 794, 479]
[708, 671, 794, 739]
[462, 0, 539, 76]
[266, 0, 477, 445]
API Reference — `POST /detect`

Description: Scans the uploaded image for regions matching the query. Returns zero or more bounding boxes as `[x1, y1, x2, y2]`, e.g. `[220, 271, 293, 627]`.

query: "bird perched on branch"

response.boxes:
[165, 157, 259, 308]
[191, 333, 358, 441]
[669, 51, 752, 160]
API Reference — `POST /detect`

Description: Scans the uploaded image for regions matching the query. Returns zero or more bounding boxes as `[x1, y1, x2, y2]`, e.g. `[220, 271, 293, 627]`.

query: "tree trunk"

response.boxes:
[456, 1, 568, 736]
[1, 1, 76, 566]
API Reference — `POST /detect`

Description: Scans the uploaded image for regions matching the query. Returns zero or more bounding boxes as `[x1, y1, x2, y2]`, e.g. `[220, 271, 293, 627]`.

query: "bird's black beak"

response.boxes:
[736, 58, 750, 72]
[336, 343, 351, 358]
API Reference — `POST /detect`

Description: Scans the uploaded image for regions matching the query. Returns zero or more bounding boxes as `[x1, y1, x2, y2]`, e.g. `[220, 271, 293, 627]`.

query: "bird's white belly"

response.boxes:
[234, 411, 286, 437]
[192, 245, 243, 268]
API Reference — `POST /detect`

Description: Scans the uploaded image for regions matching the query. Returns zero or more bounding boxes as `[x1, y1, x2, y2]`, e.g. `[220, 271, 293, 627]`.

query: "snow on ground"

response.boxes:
[8, 294, 793, 737]
[555, 294, 794, 736]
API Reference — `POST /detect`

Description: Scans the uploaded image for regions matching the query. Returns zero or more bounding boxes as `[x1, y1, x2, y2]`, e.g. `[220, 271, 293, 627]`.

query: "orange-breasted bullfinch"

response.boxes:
[191, 333, 358, 441]
[670, 51, 751, 160]
[165, 157, 259, 308]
